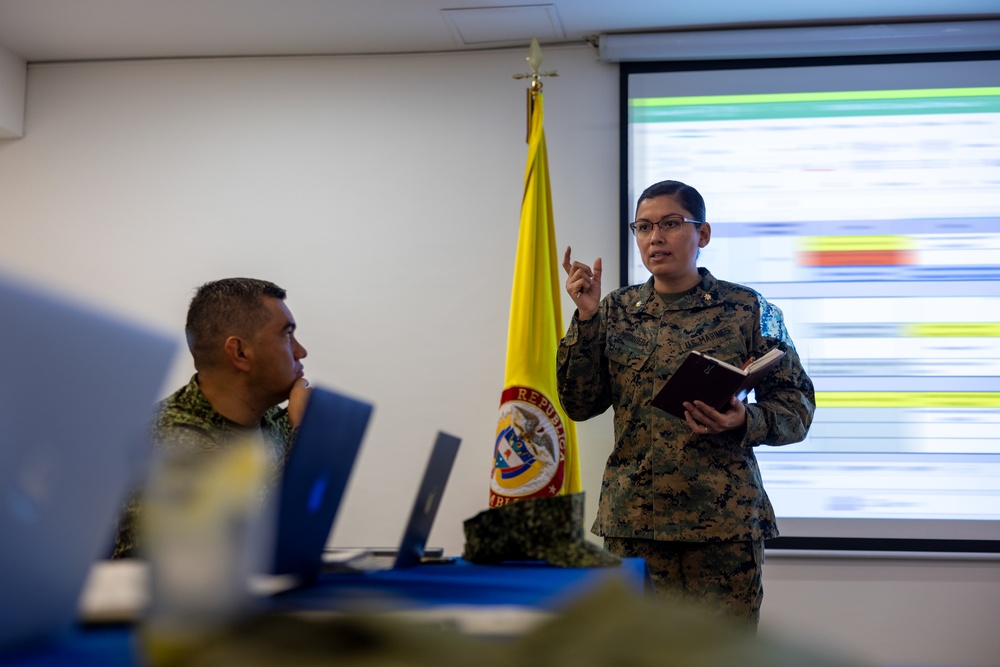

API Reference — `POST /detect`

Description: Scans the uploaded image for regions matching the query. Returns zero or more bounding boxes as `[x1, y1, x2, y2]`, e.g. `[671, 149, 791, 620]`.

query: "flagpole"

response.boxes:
[490, 38, 580, 507]
[513, 37, 558, 142]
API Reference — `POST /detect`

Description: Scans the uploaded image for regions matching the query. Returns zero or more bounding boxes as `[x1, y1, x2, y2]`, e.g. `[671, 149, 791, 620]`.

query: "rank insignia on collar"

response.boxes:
[703, 294, 713, 302]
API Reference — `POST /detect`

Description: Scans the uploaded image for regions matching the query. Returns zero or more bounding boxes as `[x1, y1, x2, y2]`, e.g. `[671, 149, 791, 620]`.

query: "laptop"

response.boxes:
[0, 274, 176, 652]
[324, 431, 460, 571]
[83, 385, 374, 616]
[266, 386, 373, 581]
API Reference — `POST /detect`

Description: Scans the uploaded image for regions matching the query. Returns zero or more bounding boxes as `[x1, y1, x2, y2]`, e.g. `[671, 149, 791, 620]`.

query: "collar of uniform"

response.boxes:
[625, 278, 664, 317]
[187, 373, 280, 432]
[627, 268, 719, 315]
[182, 374, 239, 430]
[678, 267, 720, 309]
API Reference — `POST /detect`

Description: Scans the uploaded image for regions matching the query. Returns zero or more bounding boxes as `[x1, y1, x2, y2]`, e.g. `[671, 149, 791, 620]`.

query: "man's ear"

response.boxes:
[223, 336, 252, 372]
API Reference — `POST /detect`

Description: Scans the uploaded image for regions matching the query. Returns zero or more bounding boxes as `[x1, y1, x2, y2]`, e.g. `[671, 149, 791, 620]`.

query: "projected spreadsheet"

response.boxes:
[628, 89, 1000, 523]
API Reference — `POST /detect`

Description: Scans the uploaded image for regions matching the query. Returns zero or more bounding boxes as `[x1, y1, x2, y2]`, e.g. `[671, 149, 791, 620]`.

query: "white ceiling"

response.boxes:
[1, 0, 998, 63]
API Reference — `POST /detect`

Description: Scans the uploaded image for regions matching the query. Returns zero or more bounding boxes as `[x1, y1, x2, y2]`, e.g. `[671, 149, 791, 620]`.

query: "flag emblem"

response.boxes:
[491, 386, 565, 506]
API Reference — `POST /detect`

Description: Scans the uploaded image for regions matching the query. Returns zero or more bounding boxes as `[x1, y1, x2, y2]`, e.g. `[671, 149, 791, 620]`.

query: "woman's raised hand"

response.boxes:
[562, 246, 602, 321]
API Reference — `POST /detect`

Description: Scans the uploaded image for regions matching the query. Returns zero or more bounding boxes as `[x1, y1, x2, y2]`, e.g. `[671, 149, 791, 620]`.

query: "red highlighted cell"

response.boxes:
[798, 250, 914, 267]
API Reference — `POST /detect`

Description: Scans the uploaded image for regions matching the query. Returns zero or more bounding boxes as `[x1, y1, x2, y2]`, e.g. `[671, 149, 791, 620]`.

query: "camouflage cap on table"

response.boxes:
[463, 493, 620, 568]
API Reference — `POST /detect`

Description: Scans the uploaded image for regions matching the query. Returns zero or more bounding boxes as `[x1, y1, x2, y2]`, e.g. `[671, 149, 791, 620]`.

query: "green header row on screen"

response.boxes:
[629, 87, 1000, 122]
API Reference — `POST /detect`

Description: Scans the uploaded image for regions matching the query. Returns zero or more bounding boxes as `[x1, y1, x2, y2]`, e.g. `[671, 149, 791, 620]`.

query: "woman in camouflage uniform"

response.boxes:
[557, 180, 814, 629]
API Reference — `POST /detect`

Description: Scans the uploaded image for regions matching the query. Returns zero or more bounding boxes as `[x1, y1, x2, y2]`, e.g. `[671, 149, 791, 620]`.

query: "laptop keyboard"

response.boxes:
[321, 548, 397, 572]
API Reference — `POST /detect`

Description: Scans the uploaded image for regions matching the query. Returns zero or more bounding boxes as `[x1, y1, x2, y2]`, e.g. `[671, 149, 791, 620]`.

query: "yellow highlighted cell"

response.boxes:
[800, 235, 913, 252]
[902, 323, 1000, 338]
[816, 392, 1000, 409]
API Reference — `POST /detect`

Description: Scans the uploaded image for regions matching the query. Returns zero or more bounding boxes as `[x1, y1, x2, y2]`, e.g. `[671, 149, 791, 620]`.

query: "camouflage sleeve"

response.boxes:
[261, 408, 296, 493]
[741, 297, 816, 448]
[269, 408, 296, 463]
[556, 310, 613, 421]
[110, 492, 142, 558]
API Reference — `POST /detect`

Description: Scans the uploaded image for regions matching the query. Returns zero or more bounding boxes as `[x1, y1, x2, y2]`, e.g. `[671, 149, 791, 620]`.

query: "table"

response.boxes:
[2, 558, 649, 667]
[273, 557, 649, 610]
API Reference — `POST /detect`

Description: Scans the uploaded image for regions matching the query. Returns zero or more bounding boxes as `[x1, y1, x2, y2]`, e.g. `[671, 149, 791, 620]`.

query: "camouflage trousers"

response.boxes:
[604, 537, 764, 631]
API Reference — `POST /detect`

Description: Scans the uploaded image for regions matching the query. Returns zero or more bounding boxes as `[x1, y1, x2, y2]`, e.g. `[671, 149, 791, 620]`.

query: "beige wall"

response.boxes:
[0, 46, 620, 559]
[0, 46, 997, 666]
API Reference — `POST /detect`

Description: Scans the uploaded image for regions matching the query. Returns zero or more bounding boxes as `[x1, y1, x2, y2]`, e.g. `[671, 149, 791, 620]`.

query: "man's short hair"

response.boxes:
[185, 278, 287, 369]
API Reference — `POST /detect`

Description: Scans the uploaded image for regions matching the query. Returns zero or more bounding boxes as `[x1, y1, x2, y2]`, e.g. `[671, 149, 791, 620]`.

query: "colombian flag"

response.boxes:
[489, 89, 581, 507]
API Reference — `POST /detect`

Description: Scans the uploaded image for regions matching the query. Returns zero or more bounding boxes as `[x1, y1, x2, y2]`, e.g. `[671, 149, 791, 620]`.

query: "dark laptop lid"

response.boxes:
[0, 274, 176, 652]
[269, 386, 372, 579]
[393, 431, 461, 569]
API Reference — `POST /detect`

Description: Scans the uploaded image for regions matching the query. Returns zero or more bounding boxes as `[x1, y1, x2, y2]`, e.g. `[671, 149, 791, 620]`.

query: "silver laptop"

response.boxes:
[323, 431, 460, 571]
[0, 274, 176, 652]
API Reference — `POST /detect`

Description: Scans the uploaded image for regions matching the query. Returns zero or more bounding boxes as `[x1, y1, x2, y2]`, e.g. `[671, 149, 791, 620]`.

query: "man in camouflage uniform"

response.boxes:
[112, 277, 310, 558]
[558, 180, 814, 629]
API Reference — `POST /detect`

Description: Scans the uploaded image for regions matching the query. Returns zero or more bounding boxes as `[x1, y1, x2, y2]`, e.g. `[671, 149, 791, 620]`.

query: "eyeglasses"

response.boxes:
[629, 215, 703, 236]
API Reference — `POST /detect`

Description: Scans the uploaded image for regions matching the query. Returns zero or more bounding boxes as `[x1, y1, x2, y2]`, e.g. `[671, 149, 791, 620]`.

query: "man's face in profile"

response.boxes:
[247, 296, 307, 406]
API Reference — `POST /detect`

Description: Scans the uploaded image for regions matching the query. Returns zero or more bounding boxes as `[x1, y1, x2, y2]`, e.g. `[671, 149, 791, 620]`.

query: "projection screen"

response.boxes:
[620, 52, 1000, 553]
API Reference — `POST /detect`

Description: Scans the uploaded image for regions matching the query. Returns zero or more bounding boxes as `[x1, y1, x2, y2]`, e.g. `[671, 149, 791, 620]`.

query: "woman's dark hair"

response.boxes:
[636, 180, 706, 222]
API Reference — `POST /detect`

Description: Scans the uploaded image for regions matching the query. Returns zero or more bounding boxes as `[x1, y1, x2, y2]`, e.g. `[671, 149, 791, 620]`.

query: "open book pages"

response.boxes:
[693, 347, 785, 376]
[651, 347, 786, 418]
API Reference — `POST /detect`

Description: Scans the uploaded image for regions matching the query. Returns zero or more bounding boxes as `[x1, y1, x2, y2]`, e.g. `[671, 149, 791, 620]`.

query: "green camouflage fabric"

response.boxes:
[463, 493, 621, 567]
[176, 578, 868, 667]
[111, 374, 294, 559]
[605, 537, 764, 630]
[556, 268, 815, 543]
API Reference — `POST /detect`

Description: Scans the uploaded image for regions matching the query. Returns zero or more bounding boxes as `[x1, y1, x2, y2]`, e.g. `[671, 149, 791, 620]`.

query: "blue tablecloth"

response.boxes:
[272, 557, 649, 611]
[0, 627, 134, 667]
[2, 558, 649, 667]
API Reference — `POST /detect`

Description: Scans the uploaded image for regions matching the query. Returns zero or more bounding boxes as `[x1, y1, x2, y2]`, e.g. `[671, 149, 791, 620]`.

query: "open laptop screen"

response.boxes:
[0, 274, 176, 651]
[269, 387, 373, 579]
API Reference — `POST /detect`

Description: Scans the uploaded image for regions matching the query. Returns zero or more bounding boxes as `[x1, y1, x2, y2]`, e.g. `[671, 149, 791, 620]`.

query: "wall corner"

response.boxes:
[0, 43, 26, 139]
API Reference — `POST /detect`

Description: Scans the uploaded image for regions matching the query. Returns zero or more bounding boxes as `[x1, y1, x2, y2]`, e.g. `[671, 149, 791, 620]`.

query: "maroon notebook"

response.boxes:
[652, 348, 785, 419]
